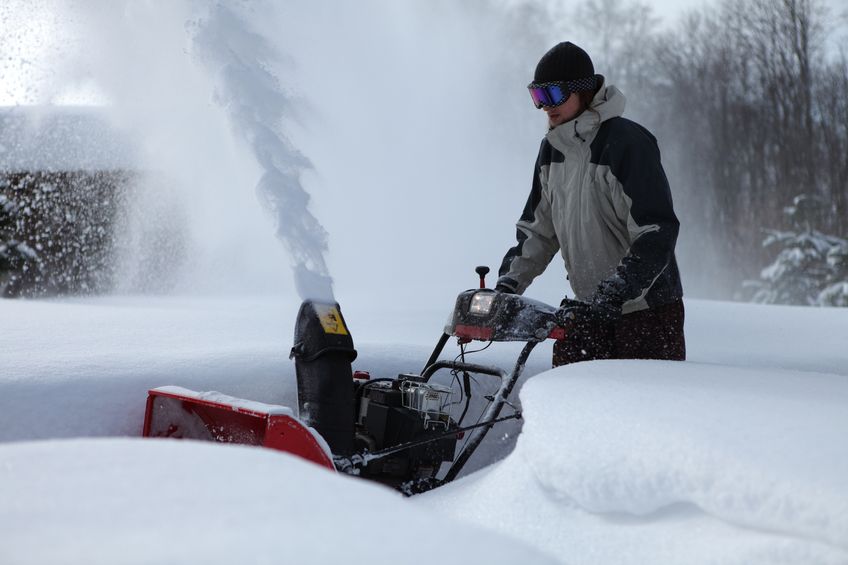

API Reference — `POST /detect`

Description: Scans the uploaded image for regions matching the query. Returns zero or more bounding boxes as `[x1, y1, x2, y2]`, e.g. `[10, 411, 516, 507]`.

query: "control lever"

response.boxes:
[475, 266, 490, 289]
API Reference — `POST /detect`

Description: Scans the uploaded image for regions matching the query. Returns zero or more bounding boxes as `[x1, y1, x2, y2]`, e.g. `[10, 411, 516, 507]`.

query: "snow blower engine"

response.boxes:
[143, 266, 566, 494]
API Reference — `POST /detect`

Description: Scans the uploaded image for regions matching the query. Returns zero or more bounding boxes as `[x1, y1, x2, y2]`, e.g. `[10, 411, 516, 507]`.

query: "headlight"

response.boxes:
[469, 292, 496, 316]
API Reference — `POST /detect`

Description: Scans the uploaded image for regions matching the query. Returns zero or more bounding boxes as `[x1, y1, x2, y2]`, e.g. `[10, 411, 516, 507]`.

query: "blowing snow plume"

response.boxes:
[191, 3, 334, 302]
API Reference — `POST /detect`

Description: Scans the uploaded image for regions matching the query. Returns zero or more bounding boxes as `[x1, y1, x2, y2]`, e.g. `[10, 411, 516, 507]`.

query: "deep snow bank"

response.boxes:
[422, 361, 848, 564]
[0, 296, 302, 441]
[0, 438, 558, 565]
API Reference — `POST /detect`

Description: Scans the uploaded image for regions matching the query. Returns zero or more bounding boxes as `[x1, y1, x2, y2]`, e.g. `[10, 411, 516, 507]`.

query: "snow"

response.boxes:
[0, 106, 136, 171]
[191, 4, 335, 302]
[422, 362, 848, 564]
[1, 295, 846, 564]
[151, 386, 296, 417]
[0, 438, 558, 565]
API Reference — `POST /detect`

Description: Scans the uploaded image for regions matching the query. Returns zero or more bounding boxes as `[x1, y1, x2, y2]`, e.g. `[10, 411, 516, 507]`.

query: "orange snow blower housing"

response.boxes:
[142, 386, 335, 470]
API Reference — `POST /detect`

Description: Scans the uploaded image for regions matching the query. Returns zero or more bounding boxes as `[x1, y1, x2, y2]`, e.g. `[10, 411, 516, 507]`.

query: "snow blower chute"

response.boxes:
[142, 266, 567, 494]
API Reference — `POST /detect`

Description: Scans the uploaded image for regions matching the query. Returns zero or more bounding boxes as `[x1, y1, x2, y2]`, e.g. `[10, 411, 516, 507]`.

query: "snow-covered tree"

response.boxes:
[747, 195, 848, 306]
[818, 244, 848, 306]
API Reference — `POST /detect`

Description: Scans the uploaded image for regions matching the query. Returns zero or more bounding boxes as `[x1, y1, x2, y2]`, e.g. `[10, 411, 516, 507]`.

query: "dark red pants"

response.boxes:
[552, 299, 686, 367]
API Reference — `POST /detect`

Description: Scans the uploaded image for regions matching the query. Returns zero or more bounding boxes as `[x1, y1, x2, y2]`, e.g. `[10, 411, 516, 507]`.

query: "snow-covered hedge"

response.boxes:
[0, 171, 130, 297]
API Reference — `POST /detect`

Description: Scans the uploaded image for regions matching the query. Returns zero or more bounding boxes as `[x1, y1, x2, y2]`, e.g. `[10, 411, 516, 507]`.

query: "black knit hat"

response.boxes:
[534, 42, 595, 84]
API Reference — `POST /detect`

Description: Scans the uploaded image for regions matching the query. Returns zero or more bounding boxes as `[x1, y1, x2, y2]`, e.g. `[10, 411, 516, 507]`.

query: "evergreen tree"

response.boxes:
[818, 244, 848, 306]
[748, 195, 848, 306]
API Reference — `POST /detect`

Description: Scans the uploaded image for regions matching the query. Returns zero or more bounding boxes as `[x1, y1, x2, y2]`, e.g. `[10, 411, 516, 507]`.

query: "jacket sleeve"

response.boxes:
[496, 143, 560, 295]
[595, 126, 679, 309]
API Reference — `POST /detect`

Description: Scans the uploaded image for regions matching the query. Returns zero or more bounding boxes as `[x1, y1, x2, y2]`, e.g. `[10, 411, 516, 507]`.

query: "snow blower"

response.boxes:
[142, 266, 566, 494]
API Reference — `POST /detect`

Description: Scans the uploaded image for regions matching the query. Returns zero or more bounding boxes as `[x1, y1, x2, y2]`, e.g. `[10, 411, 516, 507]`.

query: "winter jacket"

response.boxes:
[497, 80, 683, 314]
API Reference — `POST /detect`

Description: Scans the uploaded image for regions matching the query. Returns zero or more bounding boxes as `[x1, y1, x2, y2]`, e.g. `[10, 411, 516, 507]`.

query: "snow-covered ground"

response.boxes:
[1, 295, 846, 564]
[423, 362, 848, 564]
[1, 439, 558, 565]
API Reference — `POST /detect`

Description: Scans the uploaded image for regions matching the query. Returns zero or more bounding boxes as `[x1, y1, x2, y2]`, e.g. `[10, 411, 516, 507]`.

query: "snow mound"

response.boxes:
[0, 438, 558, 565]
[423, 360, 848, 565]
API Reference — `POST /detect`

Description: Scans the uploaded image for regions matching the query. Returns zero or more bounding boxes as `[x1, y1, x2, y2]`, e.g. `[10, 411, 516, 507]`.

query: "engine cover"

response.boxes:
[354, 377, 457, 487]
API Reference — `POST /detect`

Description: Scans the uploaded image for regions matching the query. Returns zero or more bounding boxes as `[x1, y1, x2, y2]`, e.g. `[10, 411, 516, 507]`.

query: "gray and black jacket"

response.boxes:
[497, 81, 682, 314]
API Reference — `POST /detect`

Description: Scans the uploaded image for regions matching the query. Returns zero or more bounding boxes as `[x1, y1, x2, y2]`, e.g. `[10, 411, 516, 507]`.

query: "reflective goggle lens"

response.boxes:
[528, 83, 568, 108]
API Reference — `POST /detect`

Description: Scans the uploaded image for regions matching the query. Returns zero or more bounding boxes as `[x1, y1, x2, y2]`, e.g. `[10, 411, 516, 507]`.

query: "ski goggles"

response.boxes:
[527, 77, 597, 109]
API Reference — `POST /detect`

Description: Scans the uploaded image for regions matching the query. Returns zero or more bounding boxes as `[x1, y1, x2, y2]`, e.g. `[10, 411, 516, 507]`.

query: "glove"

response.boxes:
[554, 299, 618, 326]
[591, 274, 627, 321]
[555, 301, 619, 326]
[555, 293, 623, 327]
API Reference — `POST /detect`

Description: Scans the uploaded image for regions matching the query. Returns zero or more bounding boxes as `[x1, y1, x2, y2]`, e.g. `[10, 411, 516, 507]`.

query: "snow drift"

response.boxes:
[0, 438, 558, 565]
[422, 361, 848, 565]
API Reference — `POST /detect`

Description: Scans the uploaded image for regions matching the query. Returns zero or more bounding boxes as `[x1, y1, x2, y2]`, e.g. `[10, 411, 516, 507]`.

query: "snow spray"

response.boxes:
[191, 3, 334, 302]
[4, 0, 551, 305]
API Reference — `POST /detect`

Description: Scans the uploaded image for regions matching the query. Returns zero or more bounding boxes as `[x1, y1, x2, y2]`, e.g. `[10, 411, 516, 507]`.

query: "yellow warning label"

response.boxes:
[315, 304, 348, 335]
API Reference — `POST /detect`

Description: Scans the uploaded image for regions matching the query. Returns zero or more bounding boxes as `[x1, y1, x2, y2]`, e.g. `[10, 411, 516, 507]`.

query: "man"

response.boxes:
[495, 42, 685, 366]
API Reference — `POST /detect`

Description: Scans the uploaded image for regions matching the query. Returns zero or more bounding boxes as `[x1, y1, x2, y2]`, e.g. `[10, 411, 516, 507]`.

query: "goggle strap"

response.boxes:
[528, 77, 597, 92]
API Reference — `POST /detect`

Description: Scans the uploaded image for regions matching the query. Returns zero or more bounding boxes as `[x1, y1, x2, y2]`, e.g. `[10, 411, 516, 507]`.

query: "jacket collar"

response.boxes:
[546, 79, 626, 152]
